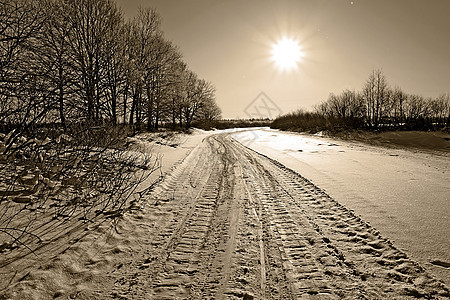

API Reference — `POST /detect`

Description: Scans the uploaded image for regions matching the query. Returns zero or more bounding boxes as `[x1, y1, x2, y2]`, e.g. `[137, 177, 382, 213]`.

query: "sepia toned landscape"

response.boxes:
[1, 0, 449, 299]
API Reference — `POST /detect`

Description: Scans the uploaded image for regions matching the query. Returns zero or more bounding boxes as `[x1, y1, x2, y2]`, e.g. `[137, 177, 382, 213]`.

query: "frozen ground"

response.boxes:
[232, 127, 450, 287]
[2, 128, 448, 299]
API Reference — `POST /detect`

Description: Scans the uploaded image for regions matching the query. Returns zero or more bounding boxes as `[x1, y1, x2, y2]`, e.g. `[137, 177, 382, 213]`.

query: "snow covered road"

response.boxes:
[3, 128, 448, 299]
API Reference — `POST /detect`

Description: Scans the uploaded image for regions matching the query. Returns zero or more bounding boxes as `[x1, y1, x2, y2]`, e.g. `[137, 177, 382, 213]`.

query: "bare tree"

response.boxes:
[0, 2, 223, 277]
[429, 94, 450, 127]
[102, 6, 126, 124]
[167, 60, 187, 129]
[65, 0, 123, 122]
[128, 7, 161, 127]
[362, 69, 389, 128]
[35, 0, 77, 130]
[182, 72, 216, 129]
[144, 36, 182, 131]
[289, 69, 448, 131]
[0, 0, 52, 150]
[390, 86, 407, 127]
[199, 97, 222, 121]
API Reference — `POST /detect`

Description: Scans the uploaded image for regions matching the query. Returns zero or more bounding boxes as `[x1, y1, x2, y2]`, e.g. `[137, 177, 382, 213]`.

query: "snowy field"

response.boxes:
[232, 127, 450, 286]
[3, 128, 449, 298]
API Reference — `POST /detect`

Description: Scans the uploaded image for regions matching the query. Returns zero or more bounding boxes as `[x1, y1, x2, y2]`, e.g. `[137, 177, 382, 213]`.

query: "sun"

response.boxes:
[271, 37, 303, 71]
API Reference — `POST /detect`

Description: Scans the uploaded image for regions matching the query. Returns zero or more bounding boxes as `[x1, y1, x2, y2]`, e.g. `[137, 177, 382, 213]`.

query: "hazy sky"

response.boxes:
[115, 0, 450, 118]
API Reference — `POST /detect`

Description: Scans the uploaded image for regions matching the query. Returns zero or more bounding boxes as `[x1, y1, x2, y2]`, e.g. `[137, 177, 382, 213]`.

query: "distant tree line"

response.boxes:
[192, 118, 272, 130]
[272, 69, 449, 132]
[0, 0, 221, 139]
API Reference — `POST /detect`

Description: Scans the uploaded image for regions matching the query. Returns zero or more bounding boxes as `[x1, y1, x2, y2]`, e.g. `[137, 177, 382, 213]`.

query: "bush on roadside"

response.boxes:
[270, 110, 352, 133]
[0, 123, 158, 257]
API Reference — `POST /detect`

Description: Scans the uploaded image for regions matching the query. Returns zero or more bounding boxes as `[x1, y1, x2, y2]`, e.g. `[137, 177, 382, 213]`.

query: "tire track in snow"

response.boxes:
[110, 133, 449, 299]
[231, 135, 449, 299]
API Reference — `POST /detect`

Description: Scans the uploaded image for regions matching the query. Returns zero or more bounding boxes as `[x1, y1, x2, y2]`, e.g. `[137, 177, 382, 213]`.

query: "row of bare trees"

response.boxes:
[0, 0, 221, 266]
[315, 69, 449, 130]
[1, 0, 221, 139]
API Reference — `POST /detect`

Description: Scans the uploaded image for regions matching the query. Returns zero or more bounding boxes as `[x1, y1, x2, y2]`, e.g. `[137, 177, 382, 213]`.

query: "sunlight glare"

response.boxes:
[271, 37, 303, 71]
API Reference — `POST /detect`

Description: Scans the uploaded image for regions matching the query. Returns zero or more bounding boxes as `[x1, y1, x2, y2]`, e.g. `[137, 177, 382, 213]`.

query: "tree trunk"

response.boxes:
[155, 107, 159, 131]
[95, 80, 101, 122]
[111, 85, 117, 125]
[58, 65, 66, 130]
[123, 83, 128, 124]
[136, 93, 141, 126]
[146, 87, 153, 131]
[129, 89, 137, 125]
[172, 98, 176, 129]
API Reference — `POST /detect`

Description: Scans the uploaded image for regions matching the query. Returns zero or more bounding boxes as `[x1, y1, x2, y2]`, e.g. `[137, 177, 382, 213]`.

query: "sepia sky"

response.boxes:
[115, 0, 450, 118]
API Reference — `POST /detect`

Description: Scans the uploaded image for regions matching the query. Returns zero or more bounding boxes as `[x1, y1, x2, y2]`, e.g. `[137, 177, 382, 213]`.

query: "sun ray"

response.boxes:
[271, 37, 303, 71]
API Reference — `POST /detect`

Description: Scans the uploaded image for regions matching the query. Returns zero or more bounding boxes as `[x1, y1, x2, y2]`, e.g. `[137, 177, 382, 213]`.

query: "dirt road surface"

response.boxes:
[3, 133, 449, 299]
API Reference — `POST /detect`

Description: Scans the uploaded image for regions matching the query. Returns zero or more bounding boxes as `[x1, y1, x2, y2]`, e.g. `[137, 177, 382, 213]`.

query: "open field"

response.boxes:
[233, 128, 450, 288]
[324, 130, 450, 154]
